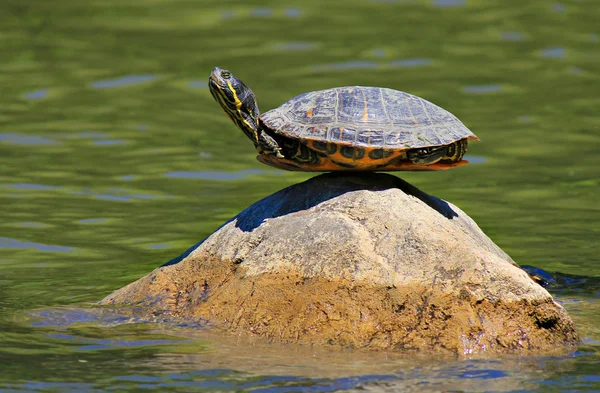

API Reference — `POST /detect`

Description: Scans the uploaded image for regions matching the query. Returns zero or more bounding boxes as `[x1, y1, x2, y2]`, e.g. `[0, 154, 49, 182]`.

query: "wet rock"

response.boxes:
[100, 173, 578, 354]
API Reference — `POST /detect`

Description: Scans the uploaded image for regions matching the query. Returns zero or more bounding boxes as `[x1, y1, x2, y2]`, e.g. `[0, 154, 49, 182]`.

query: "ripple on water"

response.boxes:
[18, 221, 50, 228]
[273, 42, 316, 51]
[570, 67, 582, 75]
[388, 58, 432, 68]
[463, 84, 503, 94]
[5, 183, 62, 191]
[91, 75, 157, 89]
[0, 237, 74, 253]
[251, 7, 273, 17]
[188, 80, 208, 89]
[501, 31, 523, 41]
[313, 61, 378, 72]
[0, 132, 58, 146]
[540, 47, 565, 58]
[74, 131, 110, 138]
[433, 0, 465, 7]
[91, 139, 127, 146]
[164, 169, 264, 181]
[518, 115, 532, 122]
[551, 3, 566, 13]
[146, 244, 170, 250]
[77, 218, 110, 224]
[371, 49, 386, 58]
[220, 10, 236, 19]
[284, 8, 302, 18]
[23, 89, 49, 100]
[69, 188, 166, 202]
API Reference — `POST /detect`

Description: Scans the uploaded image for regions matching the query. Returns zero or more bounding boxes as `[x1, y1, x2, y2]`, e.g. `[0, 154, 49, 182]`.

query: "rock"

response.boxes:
[100, 173, 578, 354]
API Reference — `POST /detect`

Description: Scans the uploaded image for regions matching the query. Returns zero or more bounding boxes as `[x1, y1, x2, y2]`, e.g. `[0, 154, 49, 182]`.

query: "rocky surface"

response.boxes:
[100, 173, 578, 354]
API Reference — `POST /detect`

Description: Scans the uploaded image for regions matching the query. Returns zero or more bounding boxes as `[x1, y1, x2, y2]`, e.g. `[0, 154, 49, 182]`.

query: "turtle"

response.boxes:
[208, 67, 479, 171]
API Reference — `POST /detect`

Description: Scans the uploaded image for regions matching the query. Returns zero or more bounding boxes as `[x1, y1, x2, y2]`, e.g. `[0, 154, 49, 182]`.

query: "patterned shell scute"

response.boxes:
[260, 86, 476, 149]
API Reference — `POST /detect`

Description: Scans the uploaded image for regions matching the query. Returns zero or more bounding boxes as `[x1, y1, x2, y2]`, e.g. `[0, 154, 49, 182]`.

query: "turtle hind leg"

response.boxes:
[440, 139, 468, 163]
[406, 140, 468, 165]
[406, 145, 449, 165]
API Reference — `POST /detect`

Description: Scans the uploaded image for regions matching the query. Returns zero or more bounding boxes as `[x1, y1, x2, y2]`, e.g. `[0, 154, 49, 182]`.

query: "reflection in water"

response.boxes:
[72, 189, 163, 201]
[371, 49, 386, 57]
[146, 244, 170, 249]
[18, 221, 49, 228]
[91, 75, 157, 89]
[284, 8, 302, 17]
[501, 31, 523, 41]
[220, 10, 235, 19]
[5, 183, 62, 191]
[0, 237, 74, 252]
[1, 0, 599, 390]
[251, 7, 273, 17]
[273, 42, 316, 51]
[463, 84, 502, 94]
[518, 115, 532, 122]
[0, 132, 57, 145]
[389, 58, 432, 67]
[540, 47, 565, 58]
[77, 218, 110, 224]
[551, 3, 566, 13]
[188, 80, 208, 89]
[164, 169, 264, 181]
[464, 155, 486, 164]
[91, 139, 127, 146]
[314, 59, 433, 71]
[313, 61, 378, 71]
[74, 131, 109, 138]
[433, 0, 466, 7]
[24, 89, 49, 100]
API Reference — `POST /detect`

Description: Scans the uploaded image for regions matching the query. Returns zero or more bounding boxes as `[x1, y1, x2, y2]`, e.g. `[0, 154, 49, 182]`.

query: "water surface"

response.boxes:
[1, 0, 598, 391]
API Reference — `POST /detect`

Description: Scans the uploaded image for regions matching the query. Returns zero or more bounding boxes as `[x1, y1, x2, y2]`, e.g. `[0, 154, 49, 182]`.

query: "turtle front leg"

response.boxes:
[257, 130, 284, 158]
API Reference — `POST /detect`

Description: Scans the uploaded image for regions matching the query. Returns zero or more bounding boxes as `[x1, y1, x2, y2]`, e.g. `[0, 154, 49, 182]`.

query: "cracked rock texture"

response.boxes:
[100, 173, 578, 354]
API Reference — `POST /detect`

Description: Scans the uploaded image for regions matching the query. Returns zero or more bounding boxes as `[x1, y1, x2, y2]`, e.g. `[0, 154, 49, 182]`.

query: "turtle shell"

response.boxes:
[260, 86, 478, 149]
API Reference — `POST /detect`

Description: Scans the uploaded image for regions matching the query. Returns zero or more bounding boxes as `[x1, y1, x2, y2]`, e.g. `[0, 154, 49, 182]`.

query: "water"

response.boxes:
[1, 0, 598, 391]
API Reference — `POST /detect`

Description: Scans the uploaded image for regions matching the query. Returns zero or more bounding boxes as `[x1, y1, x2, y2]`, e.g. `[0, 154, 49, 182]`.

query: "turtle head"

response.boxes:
[209, 67, 260, 144]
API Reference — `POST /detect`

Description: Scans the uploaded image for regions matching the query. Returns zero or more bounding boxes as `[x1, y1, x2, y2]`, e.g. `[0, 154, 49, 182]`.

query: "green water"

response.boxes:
[1, 0, 598, 391]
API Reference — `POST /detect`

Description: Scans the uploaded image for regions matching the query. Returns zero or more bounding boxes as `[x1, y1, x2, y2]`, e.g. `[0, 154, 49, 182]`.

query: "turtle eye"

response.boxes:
[221, 71, 231, 79]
